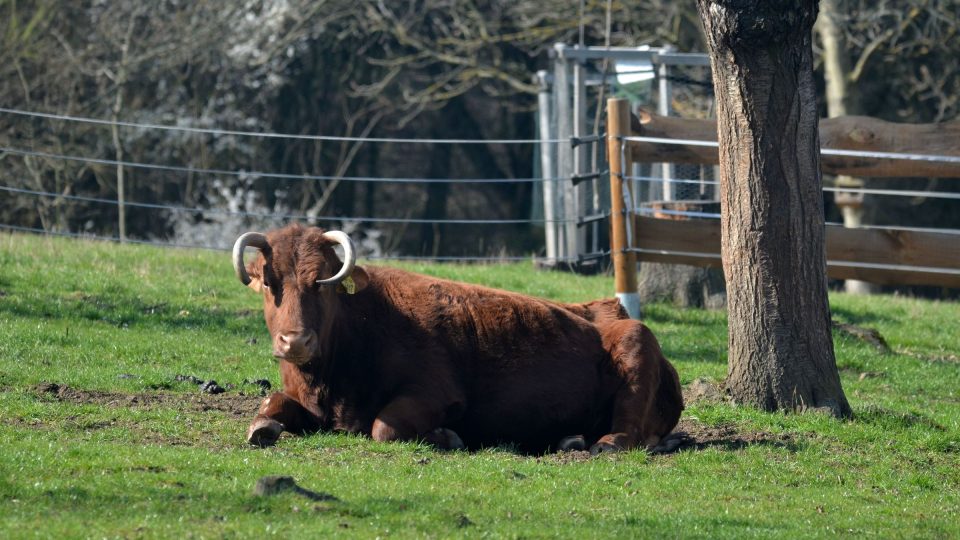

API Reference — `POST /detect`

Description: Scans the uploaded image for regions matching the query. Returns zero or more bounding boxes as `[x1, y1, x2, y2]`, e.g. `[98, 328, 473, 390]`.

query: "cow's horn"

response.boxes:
[317, 230, 356, 286]
[232, 232, 270, 286]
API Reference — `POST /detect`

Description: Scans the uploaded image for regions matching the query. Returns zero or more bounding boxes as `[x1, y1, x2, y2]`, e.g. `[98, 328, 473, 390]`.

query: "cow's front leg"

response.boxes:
[590, 386, 650, 455]
[371, 395, 463, 450]
[247, 392, 320, 447]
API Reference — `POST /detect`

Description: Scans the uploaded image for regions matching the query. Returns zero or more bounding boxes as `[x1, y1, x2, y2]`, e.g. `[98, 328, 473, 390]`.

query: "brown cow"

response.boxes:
[233, 224, 682, 454]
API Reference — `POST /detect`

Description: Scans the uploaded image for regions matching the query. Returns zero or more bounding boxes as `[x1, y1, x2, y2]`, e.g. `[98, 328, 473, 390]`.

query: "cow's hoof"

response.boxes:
[589, 441, 622, 456]
[557, 435, 587, 452]
[247, 418, 285, 447]
[649, 431, 692, 454]
[426, 428, 465, 450]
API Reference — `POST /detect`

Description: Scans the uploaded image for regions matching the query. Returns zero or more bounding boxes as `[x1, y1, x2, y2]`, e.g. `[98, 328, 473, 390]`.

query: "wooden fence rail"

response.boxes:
[632, 216, 960, 288]
[627, 110, 960, 179]
[605, 100, 960, 294]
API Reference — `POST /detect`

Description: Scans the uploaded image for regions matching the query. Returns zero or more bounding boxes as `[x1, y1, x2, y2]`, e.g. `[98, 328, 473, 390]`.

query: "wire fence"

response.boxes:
[4, 106, 960, 265]
[0, 185, 574, 225]
[1, 105, 593, 263]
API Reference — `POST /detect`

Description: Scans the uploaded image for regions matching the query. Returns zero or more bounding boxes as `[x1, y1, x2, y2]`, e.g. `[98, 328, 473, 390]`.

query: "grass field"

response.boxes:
[1, 232, 958, 539]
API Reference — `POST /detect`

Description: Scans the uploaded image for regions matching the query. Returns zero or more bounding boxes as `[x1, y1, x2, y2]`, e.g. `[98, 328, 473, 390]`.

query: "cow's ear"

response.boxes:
[245, 262, 265, 292]
[350, 266, 369, 292]
[336, 266, 369, 295]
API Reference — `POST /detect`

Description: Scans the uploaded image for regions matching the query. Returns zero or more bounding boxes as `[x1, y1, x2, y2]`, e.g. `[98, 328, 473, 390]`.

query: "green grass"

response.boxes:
[1, 232, 958, 538]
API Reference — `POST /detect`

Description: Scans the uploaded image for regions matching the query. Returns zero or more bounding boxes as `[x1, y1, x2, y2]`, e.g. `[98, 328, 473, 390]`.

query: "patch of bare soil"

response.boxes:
[25, 384, 795, 456]
[895, 347, 960, 364]
[546, 450, 594, 464]
[670, 418, 795, 452]
[682, 378, 726, 405]
[832, 320, 891, 353]
[32, 382, 261, 419]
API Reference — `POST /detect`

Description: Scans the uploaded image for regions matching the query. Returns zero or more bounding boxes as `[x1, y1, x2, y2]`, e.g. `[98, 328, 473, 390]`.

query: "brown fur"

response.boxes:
[243, 224, 683, 453]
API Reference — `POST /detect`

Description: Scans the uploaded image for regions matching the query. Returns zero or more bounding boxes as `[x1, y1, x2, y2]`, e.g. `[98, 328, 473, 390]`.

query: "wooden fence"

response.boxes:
[606, 99, 960, 290]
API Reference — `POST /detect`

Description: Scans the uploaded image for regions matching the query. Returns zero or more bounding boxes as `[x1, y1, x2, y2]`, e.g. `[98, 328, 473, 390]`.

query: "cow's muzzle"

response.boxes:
[273, 330, 318, 362]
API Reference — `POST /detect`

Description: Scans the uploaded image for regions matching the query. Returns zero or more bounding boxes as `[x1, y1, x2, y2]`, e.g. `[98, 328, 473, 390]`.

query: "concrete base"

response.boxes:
[839, 203, 877, 295]
[616, 292, 642, 320]
[844, 279, 876, 295]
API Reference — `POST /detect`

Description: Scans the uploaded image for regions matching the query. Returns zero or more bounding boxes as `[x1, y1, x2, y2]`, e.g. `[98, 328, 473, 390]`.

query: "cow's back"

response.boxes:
[366, 267, 615, 449]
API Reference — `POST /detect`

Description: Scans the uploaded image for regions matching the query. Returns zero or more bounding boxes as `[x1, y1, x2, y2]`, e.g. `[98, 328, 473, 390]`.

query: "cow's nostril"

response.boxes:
[276, 332, 313, 358]
[279, 332, 304, 345]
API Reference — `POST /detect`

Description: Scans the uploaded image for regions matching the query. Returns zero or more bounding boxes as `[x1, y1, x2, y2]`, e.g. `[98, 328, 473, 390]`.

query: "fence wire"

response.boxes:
[0, 185, 575, 225]
[0, 107, 565, 145]
[0, 224, 596, 264]
[0, 146, 566, 184]
[622, 135, 960, 164]
[625, 174, 960, 201]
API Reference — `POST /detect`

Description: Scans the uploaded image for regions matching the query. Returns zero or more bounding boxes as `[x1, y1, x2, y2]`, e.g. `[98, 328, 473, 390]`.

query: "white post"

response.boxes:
[658, 46, 675, 202]
[537, 71, 559, 264]
[554, 45, 577, 262]
[836, 183, 876, 294]
[572, 54, 589, 260]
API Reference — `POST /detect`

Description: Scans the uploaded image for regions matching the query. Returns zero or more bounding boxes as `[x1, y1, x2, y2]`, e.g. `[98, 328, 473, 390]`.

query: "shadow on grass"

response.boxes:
[660, 348, 727, 365]
[854, 405, 946, 432]
[670, 419, 802, 454]
[831, 305, 899, 327]
[0, 288, 261, 334]
[642, 305, 726, 327]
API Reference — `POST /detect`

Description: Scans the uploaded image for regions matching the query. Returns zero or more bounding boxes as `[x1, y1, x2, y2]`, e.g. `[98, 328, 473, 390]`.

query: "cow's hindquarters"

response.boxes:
[592, 320, 684, 454]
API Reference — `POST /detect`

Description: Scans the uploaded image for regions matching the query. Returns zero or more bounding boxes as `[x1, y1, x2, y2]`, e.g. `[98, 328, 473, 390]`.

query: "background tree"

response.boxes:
[816, 0, 875, 294]
[0, 0, 688, 253]
[1, 0, 956, 262]
[696, 0, 852, 416]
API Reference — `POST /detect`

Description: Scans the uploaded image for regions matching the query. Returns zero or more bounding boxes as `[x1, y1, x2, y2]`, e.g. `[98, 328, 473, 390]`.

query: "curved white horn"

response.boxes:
[317, 230, 356, 286]
[232, 232, 270, 286]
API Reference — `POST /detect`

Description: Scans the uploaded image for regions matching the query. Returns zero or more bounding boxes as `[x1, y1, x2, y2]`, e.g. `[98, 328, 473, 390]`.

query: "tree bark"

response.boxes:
[696, 0, 852, 417]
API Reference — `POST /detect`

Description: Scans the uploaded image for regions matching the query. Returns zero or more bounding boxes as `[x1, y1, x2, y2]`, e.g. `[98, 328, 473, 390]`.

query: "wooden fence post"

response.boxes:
[607, 98, 640, 318]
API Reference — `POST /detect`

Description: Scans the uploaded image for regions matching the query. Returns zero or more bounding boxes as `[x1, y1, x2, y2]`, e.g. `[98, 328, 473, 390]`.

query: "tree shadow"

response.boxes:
[854, 405, 946, 432]
[657, 420, 803, 455]
[830, 305, 898, 327]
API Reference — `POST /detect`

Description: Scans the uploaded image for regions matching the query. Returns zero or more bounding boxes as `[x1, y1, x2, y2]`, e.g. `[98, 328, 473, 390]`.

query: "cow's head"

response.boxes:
[232, 224, 369, 365]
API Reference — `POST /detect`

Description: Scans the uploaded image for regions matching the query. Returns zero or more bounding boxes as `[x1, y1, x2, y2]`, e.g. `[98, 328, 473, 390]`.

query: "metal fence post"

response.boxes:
[536, 70, 559, 265]
[572, 52, 589, 260]
[657, 45, 675, 203]
[554, 44, 581, 264]
[606, 98, 640, 318]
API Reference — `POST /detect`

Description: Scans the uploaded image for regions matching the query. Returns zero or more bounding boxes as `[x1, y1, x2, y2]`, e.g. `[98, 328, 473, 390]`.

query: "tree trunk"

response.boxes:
[696, 0, 852, 417]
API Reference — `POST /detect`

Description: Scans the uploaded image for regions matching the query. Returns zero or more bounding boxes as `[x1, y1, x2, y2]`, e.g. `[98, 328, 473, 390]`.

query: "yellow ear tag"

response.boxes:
[341, 275, 357, 295]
